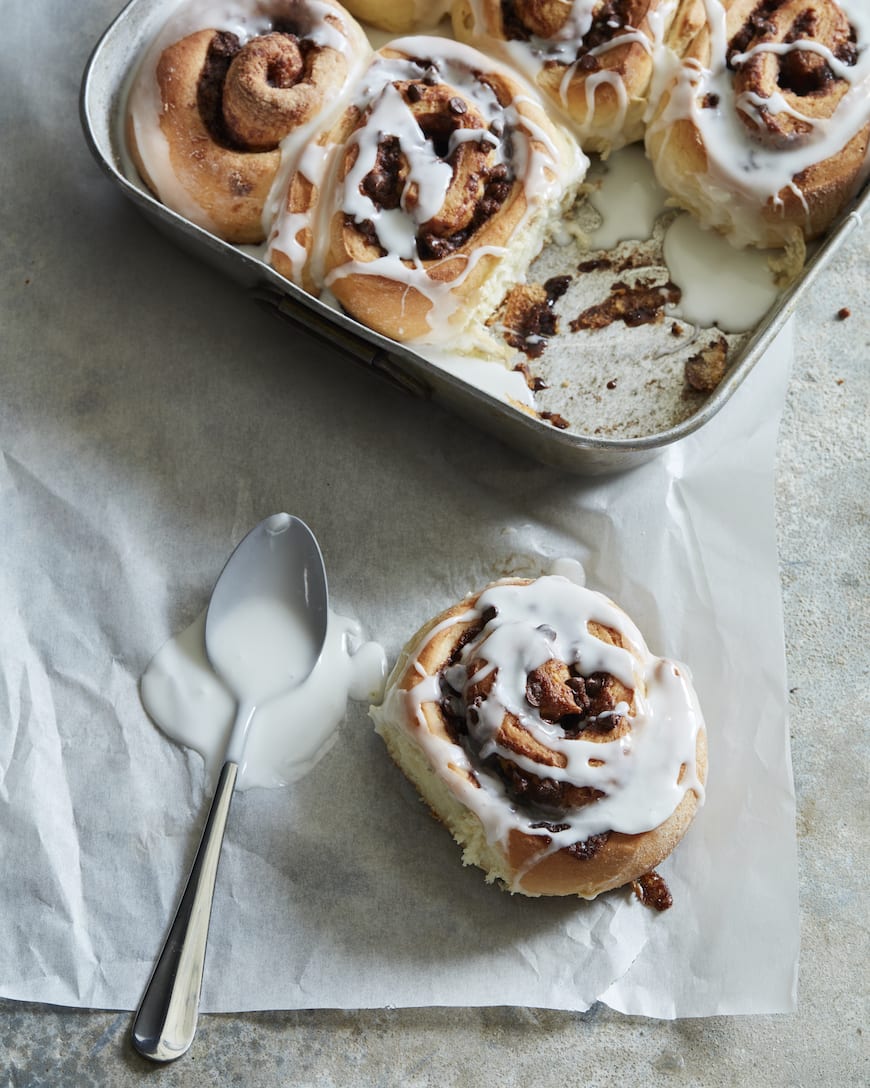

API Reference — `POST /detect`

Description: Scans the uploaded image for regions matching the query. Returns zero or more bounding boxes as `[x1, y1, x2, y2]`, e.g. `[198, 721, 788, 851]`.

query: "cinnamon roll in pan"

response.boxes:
[270, 38, 586, 346]
[126, 0, 371, 244]
[645, 0, 870, 258]
[451, 0, 694, 153]
[370, 577, 707, 899]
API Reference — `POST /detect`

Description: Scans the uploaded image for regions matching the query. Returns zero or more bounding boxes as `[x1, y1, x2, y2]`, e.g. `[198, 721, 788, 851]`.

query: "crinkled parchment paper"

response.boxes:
[0, 286, 797, 1017]
[0, 0, 797, 1015]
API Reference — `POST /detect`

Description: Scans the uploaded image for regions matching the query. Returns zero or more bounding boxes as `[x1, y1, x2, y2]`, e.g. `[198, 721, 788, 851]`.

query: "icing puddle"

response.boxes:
[141, 608, 386, 790]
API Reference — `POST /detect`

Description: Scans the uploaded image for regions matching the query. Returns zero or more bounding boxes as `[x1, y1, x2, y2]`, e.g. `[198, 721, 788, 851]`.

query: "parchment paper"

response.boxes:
[0, 0, 798, 1018]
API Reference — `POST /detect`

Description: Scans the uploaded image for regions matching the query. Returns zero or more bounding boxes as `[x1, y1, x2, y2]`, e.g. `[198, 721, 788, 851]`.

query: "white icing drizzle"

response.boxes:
[647, 0, 870, 242]
[372, 576, 705, 884]
[460, 0, 680, 147]
[141, 608, 387, 791]
[265, 136, 337, 277]
[416, 345, 538, 407]
[586, 142, 670, 247]
[127, 0, 370, 238]
[276, 36, 585, 341]
[342, 81, 457, 259]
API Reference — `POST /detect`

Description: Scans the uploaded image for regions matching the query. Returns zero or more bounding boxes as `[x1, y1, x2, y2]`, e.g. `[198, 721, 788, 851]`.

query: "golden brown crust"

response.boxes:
[128, 3, 362, 245]
[308, 45, 577, 343]
[452, 0, 681, 152]
[128, 29, 281, 244]
[376, 580, 707, 898]
[645, 0, 870, 249]
[508, 756, 705, 896]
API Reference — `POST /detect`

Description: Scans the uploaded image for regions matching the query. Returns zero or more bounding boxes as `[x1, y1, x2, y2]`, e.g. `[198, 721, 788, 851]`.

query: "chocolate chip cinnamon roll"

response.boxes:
[126, 0, 371, 244]
[270, 37, 586, 346]
[645, 0, 870, 261]
[451, 0, 695, 153]
[370, 576, 707, 899]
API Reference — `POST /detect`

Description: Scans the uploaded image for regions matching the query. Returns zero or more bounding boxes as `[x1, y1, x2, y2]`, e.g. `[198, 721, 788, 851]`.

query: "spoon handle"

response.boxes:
[131, 760, 238, 1062]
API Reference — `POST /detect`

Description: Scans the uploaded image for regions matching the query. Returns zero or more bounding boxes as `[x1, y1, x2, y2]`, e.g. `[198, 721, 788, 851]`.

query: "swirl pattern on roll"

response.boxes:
[451, 0, 689, 152]
[269, 37, 586, 344]
[645, 0, 870, 255]
[371, 576, 707, 899]
[126, 0, 371, 243]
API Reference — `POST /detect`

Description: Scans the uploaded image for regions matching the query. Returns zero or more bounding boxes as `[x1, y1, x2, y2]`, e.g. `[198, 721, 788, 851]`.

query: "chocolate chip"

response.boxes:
[585, 674, 605, 698]
[440, 693, 463, 719]
[544, 275, 571, 303]
[361, 136, 404, 210]
[565, 677, 590, 715]
[448, 96, 468, 115]
[406, 83, 423, 102]
[592, 712, 618, 734]
[486, 180, 511, 203]
[423, 66, 439, 85]
[532, 777, 562, 806]
[419, 232, 455, 260]
[561, 714, 583, 735]
[566, 832, 609, 861]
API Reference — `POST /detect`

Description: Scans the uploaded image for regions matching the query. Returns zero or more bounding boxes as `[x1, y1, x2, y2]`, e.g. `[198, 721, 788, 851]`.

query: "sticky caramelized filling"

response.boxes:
[198, 31, 241, 148]
[727, 0, 780, 61]
[197, 29, 314, 151]
[726, 1, 858, 145]
[361, 135, 406, 209]
[569, 280, 681, 332]
[493, 275, 570, 359]
[354, 71, 515, 260]
[437, 607, 630, 829]
[501, 0, 647, 69]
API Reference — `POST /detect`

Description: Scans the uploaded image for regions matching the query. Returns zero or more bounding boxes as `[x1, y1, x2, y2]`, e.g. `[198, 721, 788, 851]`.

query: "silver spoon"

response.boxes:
[131, 513, 328, 1063]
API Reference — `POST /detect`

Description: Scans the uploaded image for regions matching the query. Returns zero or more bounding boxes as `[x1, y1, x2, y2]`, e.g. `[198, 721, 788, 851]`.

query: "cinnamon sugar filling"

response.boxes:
[437, 612, 633, 823]
[726, 1, 860, 147]
[197, 28, 321, 151]
[351, 73, 516, 261]
[500, 0, 651, 69]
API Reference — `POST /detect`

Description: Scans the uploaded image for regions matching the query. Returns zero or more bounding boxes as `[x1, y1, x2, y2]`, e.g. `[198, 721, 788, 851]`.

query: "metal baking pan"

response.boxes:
[80, 0, 869, 474]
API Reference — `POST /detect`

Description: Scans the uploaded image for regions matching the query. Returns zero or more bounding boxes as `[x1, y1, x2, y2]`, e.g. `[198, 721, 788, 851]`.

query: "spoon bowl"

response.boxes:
[131, 514, 328, 1063]
[205, 512, 328, 707]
